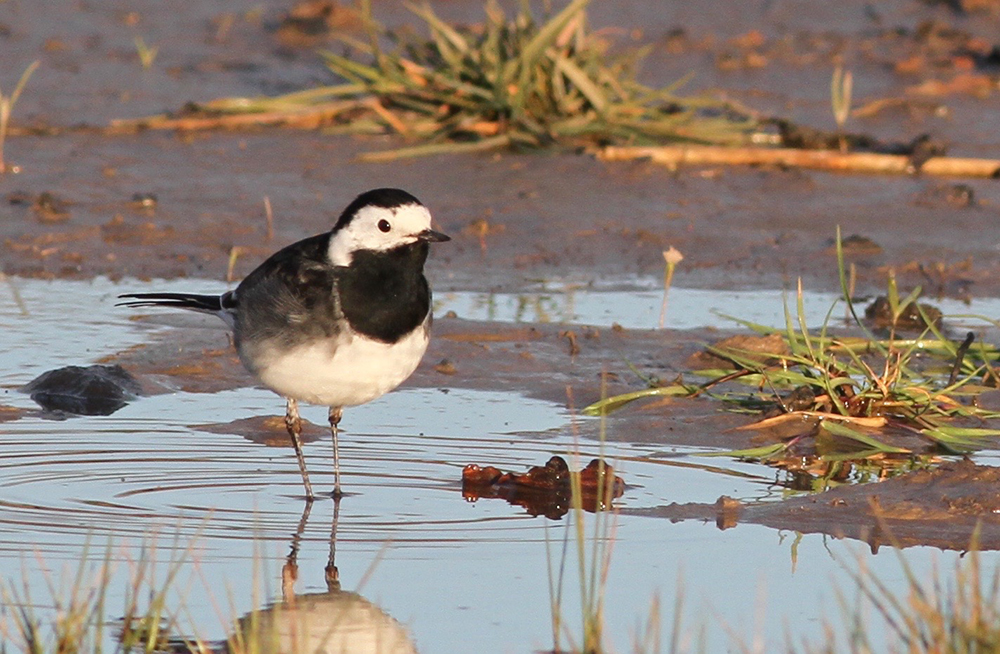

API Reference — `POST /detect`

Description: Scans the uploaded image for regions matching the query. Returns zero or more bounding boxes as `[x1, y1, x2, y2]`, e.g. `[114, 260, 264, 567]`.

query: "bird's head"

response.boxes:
[327, 188, 450, 267]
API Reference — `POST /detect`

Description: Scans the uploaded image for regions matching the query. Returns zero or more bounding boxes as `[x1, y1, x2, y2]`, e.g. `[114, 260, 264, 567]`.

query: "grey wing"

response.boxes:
[232, 255, 344, 351]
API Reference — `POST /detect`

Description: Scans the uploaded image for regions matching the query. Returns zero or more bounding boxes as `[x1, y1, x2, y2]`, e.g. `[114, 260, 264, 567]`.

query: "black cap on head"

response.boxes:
[334, 188, 423, 231]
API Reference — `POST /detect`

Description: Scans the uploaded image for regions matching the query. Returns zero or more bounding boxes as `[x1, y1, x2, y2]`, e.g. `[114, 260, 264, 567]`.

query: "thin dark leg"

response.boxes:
[325, 494, 341, 592]
[329, 406, 344, 497]
[282, 500, 313, 602]
[284, 398, 314, 501]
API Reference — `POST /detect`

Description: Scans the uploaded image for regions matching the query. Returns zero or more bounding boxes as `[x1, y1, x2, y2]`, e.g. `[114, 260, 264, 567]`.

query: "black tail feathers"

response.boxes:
[117, 292, 225, 313]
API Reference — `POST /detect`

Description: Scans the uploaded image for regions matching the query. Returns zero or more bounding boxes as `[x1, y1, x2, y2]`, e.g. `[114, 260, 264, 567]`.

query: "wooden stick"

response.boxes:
[598, 145, 1000, 178]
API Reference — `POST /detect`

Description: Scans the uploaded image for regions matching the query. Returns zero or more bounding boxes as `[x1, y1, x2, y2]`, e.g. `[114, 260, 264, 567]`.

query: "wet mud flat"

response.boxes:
[4, 129, 1000, 300]
[3, 1, 1000, 298]
[641, 459, 1000, 552]
[4, 0, 1000, 649]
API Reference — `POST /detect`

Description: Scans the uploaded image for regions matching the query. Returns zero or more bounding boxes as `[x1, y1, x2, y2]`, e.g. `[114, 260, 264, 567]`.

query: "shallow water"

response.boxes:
[436, 278, 1000, 332]
[2, 277, 1000, 652]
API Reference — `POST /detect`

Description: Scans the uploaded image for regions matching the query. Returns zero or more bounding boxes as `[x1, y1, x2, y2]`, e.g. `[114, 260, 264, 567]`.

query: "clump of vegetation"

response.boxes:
[801, 542, 1000, 653]
[118, 0, 757, 160]
[324, 0, 756, 158]
[586, 228, 1000, 462]
[0, 540, 188, 653]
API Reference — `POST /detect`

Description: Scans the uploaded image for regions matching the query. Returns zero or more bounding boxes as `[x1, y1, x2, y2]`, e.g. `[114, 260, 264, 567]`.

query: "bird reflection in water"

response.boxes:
[228, 499, 417, 654]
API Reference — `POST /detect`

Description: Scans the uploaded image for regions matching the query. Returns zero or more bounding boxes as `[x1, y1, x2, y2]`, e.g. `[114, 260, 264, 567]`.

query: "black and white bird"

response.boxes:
[119, 188, 449, 500]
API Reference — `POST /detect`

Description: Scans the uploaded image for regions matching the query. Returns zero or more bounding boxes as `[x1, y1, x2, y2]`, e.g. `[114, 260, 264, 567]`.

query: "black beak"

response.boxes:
[418, 228, 451, 243]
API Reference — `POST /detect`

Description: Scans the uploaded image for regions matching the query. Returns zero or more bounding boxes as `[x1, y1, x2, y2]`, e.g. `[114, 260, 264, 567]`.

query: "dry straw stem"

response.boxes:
[830, 65, 853, 154]
[0, 60, 40, 173]
[108, 99, 360, 133]
[599, 144, 1000, 178]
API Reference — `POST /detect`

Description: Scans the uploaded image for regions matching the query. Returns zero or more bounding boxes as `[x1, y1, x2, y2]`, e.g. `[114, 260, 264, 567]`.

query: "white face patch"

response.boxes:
[327, 202, 434, 267]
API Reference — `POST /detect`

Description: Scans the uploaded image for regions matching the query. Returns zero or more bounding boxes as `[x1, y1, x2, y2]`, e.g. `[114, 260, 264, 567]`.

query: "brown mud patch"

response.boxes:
[0, 405, 30, 423]
[196, 415, 327, 446]
[639, 459, 1000, 551]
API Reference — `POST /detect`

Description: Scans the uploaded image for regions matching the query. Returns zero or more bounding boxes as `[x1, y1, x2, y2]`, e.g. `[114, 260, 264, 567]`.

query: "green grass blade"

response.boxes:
[886, 270, 901, 319]
[582, 384, 694, 416]
[795, 279, 818, 363]
[320, 50, 387, 83]
[821, 420, 911, 453]
[836, 225, 888, 355]
[358, 0, 389, 72]
[897, 285, 923, 318]
[554, 55, 607, 113]
[711, 312, 780, 335]
[916, 304, 959, 357]
[406, 1, 470, 54]
[924, 426, 1000, 439]
[502, 0, 590, 84]
[920, 427, 996, 451]
[818, 295, 839, 347]
[783, 294, 802, 356]
[701, 443, 787, 458]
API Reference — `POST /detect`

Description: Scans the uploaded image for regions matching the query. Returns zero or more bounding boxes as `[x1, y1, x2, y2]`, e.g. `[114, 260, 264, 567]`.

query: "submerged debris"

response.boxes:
[22, 364, 143, 415]
[18, 191, 72, 223]
[462, 455, 624, 519]
[864, 294, 943, 331]
[828, 233, 882, 256]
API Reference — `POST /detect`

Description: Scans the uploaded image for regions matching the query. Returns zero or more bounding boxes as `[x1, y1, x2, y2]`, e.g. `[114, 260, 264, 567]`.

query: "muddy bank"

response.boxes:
[636, 459, 1000, 551]
[4, 129, 1000, 298]
[2, 0, 1000, 297]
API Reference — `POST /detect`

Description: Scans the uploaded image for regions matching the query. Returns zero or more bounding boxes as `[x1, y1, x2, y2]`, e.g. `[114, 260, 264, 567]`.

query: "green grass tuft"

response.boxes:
[138, 0, 757, 159]
[586, 228, 1000, 462]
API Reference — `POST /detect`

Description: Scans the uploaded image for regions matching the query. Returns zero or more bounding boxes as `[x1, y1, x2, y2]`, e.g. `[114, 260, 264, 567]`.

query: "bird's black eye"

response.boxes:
[378, 219, 391, 233]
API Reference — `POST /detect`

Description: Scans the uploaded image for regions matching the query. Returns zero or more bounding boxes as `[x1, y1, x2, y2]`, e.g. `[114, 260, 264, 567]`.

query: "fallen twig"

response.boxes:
[599, 145, 1000, 178]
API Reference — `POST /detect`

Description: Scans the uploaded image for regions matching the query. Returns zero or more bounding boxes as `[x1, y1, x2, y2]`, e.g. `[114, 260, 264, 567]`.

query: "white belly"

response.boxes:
[250, 327, 429, 407]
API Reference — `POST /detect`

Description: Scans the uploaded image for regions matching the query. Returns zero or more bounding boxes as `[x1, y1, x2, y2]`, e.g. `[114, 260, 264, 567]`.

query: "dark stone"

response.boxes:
[22, 365, 143, 416]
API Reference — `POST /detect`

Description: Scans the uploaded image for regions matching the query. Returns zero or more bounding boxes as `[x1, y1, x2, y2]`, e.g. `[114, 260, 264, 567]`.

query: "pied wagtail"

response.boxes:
[119, 188, 450, 500]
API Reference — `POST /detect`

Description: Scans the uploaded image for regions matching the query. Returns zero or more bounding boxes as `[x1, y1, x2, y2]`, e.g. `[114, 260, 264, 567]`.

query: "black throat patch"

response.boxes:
[336, 241, 431, 344]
